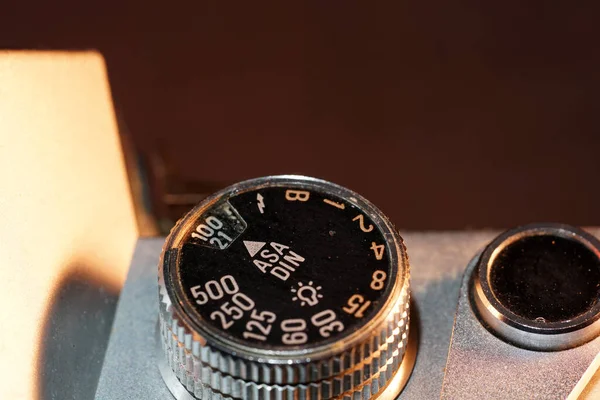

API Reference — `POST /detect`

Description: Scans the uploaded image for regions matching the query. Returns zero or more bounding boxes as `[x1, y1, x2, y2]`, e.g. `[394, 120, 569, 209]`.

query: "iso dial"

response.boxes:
[158, 175, 411, 399]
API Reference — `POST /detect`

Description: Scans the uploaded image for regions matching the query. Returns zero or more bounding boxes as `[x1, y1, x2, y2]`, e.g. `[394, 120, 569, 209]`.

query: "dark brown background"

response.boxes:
[3, 2, 599, 230]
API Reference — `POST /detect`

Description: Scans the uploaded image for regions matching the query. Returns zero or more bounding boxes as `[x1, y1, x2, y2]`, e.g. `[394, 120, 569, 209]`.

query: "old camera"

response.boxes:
[95, 176, 600, 399]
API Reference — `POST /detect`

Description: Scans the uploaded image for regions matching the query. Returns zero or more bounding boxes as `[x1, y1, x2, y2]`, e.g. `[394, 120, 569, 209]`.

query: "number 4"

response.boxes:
[370, 242, 385, 260]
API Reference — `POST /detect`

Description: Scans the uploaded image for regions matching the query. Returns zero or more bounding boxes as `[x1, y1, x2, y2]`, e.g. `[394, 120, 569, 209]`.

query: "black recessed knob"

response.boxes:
[490, 235, 600, 323]
[472, 223, 600, 351]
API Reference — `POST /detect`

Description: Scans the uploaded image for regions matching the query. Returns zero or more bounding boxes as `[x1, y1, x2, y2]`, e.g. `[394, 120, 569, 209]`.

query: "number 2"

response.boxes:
[210, 311, 234, 329]
[352, 214, 373, 232]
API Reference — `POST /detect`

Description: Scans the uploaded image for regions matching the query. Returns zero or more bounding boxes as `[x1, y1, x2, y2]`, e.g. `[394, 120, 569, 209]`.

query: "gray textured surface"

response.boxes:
[400, 231, 496, 399]
[95, 231, 499, 399]
[95, 238, 173, 400]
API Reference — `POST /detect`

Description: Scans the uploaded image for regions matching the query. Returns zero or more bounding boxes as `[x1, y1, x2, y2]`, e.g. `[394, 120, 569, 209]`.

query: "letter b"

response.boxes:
[285, 190, 310, 202]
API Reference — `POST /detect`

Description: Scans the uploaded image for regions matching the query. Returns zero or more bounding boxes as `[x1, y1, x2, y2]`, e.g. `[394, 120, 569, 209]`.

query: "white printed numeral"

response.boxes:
[311, 309, 344, 338]
[190, 275, 239, 305]
[243, 309, 277, 341]
[209, 293, 255, 330]
[191, 216, 233, 249]
[323, 198, 345, 209]
[281, 318, 308, 345]
[342, 294, 372, 318]
[370, 270, 387, 291]
[370, 242, 385, 260]
[352, 214, 374, 232]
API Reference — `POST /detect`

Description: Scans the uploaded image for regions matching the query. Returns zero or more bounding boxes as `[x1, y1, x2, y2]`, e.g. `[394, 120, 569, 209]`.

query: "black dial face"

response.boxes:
[172, 183, 397, 351]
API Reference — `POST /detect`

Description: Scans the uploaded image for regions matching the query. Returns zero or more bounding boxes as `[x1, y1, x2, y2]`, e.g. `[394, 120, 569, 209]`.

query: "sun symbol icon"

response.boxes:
[291, 281, 323, 307]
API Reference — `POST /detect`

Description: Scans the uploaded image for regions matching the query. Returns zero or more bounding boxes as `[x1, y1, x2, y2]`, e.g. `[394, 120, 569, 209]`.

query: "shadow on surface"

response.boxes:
[37, 265, 120, 400]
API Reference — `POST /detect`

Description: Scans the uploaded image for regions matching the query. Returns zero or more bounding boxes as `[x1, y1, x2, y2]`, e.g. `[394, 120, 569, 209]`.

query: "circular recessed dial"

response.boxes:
[158, 175, 411, 399]
[472, 223, 600, 351]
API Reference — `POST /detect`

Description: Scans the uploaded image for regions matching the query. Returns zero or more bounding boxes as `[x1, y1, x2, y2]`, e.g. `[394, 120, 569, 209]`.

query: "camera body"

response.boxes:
[95, 226, 600, 399]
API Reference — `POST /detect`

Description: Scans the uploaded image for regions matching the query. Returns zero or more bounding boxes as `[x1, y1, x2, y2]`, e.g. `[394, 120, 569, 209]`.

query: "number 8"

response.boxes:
[370, 270, 386, 290]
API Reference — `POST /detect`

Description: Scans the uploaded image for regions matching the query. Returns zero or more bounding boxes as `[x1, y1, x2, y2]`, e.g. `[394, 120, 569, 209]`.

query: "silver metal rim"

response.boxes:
[156, 314, 419, 400]
[160, 175, 409, 363]
[472, 223, 600, 351]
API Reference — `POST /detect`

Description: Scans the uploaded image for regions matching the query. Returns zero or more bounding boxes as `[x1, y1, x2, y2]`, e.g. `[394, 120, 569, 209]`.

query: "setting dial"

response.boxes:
[158, 176, 411, 400]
